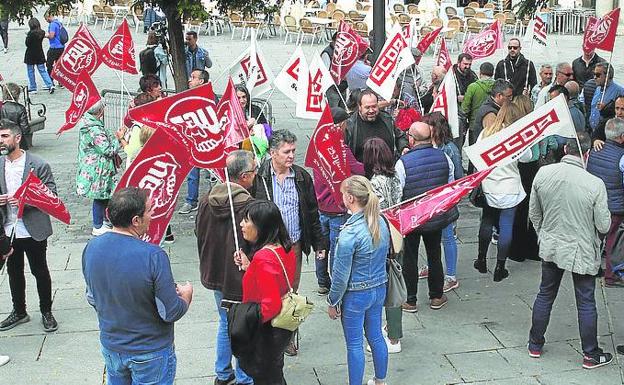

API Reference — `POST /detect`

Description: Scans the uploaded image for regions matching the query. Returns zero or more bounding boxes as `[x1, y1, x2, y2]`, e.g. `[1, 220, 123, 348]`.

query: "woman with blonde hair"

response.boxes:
[328, 175, 390, 385]
[474, 100, 533, 282]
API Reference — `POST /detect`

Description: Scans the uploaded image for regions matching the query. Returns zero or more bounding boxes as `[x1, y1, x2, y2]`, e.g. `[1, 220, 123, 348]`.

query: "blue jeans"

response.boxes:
[442, 222, 457, 277]
[341, 285, 388, 385]
[529, 261, 599, 356]
[26, 64, 54, 91]
[317, 213, 347, 288]
[478, 205, 517, 261]
[92, 199, 109, 228]
[101, 344, 176, 385]
[185, 167, 200, 205]
[213, 291, 253, 384]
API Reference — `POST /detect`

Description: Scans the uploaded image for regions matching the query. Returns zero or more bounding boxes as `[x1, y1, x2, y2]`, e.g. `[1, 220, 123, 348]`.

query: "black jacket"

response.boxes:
[572, 53, 604, 89]
[345, 111, 408, 161]
[495, 53, 537, 97]
[592, 98, 617, 142]
[252, 159, 328, 255]
[227, 302, 261, 358]
[24, 30, 46, 65]
[453, 65, 478, 96]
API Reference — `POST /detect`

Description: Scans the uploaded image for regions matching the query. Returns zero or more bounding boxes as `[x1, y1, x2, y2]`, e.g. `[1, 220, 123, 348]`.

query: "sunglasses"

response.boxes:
[558, 71, 573, 77]
[508, 46, 520, 50]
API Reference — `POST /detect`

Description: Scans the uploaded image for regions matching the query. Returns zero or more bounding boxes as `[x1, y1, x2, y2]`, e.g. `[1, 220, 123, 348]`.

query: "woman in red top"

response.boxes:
[234, 200, 296, 385]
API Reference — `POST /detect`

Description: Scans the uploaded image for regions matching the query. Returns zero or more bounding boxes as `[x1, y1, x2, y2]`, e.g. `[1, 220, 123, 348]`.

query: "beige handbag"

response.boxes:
[266, 248, 314, 331]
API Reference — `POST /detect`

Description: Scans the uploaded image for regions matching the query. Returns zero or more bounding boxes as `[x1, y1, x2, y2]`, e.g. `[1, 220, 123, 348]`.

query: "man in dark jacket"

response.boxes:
[252, 129, 327, 356]
[196, 150, 256, 385]
[470, 79, 513, 144]
[495, 38, 537, 97]
[345, 89, 409, 161]
[396, 122, 457, 313]
[572, 48, 604, 89]
[1, 83, 30, 150]
[454, 53, 478, 101]
[587, 117, 624, 287]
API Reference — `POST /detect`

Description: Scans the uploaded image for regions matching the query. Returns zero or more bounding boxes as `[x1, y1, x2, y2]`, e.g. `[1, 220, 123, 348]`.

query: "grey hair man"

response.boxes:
[196, 150, 256, 385]
[531, 64, 553, 104]
[252, 129, 328, 356]
[587, 117, 624, 288]
[529, 132, 613, 369]
[589, 62, 624, 132]
[535, 62, 573, 108]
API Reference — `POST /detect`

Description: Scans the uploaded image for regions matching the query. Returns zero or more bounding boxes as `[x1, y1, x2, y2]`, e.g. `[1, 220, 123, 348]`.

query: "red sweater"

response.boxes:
[242, 246, 296, 323]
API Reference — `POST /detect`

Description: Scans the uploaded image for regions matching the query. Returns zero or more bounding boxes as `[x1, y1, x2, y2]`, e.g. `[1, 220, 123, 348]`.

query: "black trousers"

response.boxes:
[6, 238, 52, 314]
[239, 322, 292, 385]
[403, 230, 443, 304]
[46, 48, 64, 79]
[0, 19, 8, 49]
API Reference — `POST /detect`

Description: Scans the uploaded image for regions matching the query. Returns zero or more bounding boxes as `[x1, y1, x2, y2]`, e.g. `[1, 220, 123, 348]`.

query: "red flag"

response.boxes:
[100, 19, 138, 74]
[52, 24, 102, 91]
[415, 26, 443, 64]
[57, 71, 101, 134]
[304, 105, 351, 204]
[383, 168, 493, 236]
[436, 39, 452, 71]
[583, 8, 620, 53]
[463, 20, 502, 59]
[14, 171, 71, 225]
[217, 78, 250, 151]
[0, 73, 3, 82]
[116, 129, 194, 244]
[329, 21, 370, 84]
[128, 83, 227, 169]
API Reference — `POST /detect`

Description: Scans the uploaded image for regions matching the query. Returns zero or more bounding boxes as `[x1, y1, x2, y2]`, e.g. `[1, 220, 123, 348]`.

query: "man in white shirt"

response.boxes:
[0, 119, 58, 333]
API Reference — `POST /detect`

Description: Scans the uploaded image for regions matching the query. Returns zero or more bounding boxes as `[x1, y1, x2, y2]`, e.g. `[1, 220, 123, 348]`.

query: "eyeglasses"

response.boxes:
[594, 72, 604, 78]
[240, 166, 258, 176]
[558, 71, 573, 77]
[508, 46, 520, 50]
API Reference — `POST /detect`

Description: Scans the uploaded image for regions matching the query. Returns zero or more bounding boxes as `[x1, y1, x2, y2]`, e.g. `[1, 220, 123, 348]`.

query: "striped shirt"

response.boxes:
[271, 166, 301, 243]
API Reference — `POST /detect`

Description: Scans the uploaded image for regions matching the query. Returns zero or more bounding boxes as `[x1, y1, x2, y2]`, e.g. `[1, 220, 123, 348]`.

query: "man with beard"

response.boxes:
[345, 89, 409, 162]
[0, 119, 58, 333]
[453, 53, 478, 102]
[495, 38, 537, 97]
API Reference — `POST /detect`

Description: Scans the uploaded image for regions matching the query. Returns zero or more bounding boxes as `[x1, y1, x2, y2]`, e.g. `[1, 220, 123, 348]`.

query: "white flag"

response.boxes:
[228, 31, 274, 98]
[296, 53, 333, 120]
[430, 70, 459, 138]
[523, 16, 547, 49]
[465, 95, 576, 171]
[366, 25, 415, 101]
[275, 46, 306, 103]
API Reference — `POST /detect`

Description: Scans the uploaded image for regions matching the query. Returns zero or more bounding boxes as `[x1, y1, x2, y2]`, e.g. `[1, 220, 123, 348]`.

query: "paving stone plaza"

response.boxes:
[1, 9, 624, 385]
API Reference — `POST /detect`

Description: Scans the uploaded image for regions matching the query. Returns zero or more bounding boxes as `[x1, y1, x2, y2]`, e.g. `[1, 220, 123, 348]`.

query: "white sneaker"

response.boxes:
[0, 355, 9, 367]
[91, 226, 111, 236]
[367, 379, 387, 385]
[2, 48, 7, 54]
[366, 335, 401, 354]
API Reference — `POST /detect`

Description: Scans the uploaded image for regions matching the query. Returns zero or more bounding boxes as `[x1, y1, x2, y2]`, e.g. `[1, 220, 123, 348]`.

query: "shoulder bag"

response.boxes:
[267, 247, 314, 331]
[469, 184, 486, 208]
[383, 218, 408, 308]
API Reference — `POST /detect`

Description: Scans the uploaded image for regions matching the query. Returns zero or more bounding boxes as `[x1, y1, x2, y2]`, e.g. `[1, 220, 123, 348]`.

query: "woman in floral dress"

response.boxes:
[76, 101, 121, 236]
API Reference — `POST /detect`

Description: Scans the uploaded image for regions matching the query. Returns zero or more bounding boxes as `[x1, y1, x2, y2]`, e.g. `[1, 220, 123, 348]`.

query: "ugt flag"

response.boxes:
[128, 83, 227, 169]
[463, 20, 502, 59]
[430, 70, 459, 138]
[464, 94, 576, 170]
[52, 24, 102, 91]
[583, 8, 620, 53]
[330, 20, 370, 83]
[116, 129, 193, 245]
[436, 39, 452, 71]
[305, 105, 351, 204]
[383, 168, 493, 236]
[58, 71, 101, 134]
[274, 46, 306, 103]
[229, 31, 274, 98]
[14, 171, 71, 225]
[100, 19, 138, 74]
[366, 25, 415, 101]
[296, 53, 333, 120]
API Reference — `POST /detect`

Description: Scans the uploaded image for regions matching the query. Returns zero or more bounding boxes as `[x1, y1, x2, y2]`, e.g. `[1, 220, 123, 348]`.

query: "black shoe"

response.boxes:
[616, 345, 624, 355]
[41, 311, 58, 332]
[493, 266, 509, 282]
[583, 352, 613, 369]
[214, 374, 235, 385]
[0, 311, 30, 331]
[473, 258, 487, 273]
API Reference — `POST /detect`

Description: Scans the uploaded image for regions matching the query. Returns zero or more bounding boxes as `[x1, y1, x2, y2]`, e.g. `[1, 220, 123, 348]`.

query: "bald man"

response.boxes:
[419, 66, 447, 112]
[395, 121, 458, 312]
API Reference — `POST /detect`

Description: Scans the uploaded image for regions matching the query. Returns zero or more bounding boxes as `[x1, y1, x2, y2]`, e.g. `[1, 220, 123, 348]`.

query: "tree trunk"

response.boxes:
[163, 3, 188, 92]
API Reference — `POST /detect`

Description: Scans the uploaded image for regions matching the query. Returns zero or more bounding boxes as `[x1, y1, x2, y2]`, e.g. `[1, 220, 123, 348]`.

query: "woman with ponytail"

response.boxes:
[327, 175, 390, 385]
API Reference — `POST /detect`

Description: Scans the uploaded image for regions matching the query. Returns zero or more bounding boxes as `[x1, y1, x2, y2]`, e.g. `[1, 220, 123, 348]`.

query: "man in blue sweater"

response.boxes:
[82, 187, 193, 385]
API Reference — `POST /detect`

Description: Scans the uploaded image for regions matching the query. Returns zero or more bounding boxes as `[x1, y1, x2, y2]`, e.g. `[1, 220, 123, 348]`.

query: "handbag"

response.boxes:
[267, 247, 314, 331]
[469, 184, 487, 208]
[383, 218, 408, 308]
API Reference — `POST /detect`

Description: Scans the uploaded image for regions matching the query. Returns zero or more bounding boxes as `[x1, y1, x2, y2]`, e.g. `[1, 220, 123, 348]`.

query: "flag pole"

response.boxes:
[257, 88, 277, 121]
[599, 50, 614, 106]
[224, 169, 242, 271]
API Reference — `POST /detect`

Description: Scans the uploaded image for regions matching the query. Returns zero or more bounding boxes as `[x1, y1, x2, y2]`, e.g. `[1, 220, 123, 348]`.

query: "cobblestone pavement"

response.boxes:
[1, 12, 624, 385]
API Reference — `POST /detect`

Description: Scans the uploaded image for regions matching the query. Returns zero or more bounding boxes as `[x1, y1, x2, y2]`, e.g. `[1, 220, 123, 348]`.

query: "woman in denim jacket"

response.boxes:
[327, 176, 390, 385]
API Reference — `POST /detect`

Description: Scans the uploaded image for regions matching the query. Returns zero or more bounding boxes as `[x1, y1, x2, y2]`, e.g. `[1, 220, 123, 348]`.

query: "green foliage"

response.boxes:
[1, 0, 74, 24]
[515, 0, 550, 19]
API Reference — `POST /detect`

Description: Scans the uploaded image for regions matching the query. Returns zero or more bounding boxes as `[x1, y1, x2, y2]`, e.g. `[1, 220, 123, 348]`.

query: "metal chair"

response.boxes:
[393, 3, 406, 13]
[283, 15, 299, 44]
[299, 17, 322, 45]
[464, 7, 476, 18]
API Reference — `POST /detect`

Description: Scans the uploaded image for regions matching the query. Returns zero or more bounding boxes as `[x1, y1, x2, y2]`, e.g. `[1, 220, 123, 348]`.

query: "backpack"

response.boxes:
[56, 21, 69, 45]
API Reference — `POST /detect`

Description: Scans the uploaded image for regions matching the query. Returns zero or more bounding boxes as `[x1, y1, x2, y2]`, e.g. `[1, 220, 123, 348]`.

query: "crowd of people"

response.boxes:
[0, 8, 623, 385]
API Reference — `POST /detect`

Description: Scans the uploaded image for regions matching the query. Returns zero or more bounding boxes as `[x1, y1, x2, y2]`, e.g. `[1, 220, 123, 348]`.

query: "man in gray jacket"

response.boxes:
[0, 119, 58, 332]
[528, 132, 613, 369]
